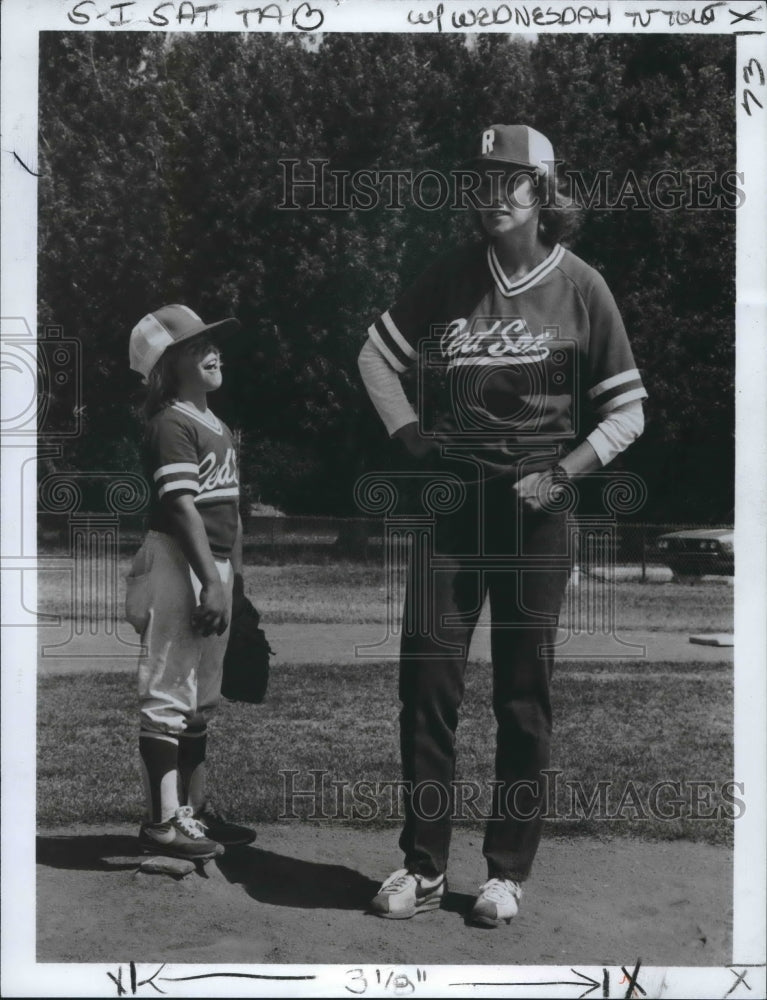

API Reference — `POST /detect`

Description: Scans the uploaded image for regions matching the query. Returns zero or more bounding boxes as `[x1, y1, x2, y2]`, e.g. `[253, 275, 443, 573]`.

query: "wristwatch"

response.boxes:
[547, 463, 570, 484]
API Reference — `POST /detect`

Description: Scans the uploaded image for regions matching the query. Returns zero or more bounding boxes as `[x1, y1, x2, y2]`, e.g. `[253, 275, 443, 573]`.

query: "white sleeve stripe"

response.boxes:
[153, 462, 198, 482]
[194, 487, 240, 502]
[368, 326, 407, 373]
[596, 386, 648, 414]
[587, 368, 642, 401]
[158, 480, 200, 498]
[380, 310, 418, 360]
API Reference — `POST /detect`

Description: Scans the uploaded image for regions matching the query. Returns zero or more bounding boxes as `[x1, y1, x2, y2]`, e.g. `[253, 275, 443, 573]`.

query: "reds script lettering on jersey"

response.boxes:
[368, 241, 648, 476]
[144, 401, 239, 558]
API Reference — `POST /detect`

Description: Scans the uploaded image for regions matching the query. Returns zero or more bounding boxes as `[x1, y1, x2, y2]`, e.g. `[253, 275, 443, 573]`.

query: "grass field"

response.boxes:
[38, 658, 734, 845]
[36, 553, 735, 847]
[36, 559, 734, 632]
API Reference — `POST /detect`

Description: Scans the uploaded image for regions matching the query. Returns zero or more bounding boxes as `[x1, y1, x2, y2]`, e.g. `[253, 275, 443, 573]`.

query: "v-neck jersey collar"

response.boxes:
[172, 400, 223, 434]
[487, 242, 565, 298]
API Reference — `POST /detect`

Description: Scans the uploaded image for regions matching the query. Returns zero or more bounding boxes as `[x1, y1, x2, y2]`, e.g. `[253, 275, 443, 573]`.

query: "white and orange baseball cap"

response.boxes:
[468, 124, 555, 176]
[129, 304, 241, 379]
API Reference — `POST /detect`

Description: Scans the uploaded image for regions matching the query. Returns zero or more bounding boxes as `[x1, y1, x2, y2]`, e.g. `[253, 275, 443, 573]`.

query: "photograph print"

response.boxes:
[1, 7, 765, 998]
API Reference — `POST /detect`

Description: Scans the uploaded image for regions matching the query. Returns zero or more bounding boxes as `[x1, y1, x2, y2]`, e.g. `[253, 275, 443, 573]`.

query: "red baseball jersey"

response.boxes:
[144, 401, 239, 558]
[367, 241, 647, 478]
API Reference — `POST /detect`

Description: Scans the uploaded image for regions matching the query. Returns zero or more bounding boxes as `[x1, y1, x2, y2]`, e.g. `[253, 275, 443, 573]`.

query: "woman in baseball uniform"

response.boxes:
[127, 304, 256, 860]
[359, 125, 647, 926]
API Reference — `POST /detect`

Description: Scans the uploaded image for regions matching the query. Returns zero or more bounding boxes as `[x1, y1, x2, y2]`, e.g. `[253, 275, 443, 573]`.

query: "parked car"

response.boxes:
[654, 527, 734, 577]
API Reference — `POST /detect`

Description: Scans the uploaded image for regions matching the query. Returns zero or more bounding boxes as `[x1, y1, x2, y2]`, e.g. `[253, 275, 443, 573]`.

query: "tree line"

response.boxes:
[38, 32, 735, 522]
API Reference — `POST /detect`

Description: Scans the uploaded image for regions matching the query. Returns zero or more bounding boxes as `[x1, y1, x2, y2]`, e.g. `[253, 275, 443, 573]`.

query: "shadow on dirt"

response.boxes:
[37, 834, 381, 911]
[217, 845, 380, 910]
[37, 833, 142, 870]
[219, 847, 476, 916]
[37, 835, 477, 915]
[441, 889, 476, 919]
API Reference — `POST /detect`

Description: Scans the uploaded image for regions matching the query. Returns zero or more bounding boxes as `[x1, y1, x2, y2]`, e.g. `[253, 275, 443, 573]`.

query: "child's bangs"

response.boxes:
[182, 335, 220, 357]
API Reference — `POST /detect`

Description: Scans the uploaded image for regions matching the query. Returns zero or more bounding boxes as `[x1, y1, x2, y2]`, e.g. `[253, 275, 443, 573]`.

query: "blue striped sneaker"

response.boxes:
[369, 868, 446, 919]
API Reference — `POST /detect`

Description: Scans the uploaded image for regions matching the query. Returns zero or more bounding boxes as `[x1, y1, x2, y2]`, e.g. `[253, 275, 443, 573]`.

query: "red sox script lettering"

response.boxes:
[440, 317, 552, 365]
[198, 448, 238, 492]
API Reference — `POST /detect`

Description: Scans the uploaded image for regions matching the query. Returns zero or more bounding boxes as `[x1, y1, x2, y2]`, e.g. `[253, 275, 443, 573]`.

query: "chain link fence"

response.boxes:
[39, 514, 734, 579]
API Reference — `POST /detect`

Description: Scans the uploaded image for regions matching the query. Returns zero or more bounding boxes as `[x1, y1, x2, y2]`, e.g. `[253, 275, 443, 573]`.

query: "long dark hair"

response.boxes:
[142, 349, 181, 420]
[466, 168, 581, 248]
[537, 170, 582, 247]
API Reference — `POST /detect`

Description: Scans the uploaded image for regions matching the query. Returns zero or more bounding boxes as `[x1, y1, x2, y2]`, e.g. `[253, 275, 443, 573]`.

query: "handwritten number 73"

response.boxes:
[742, 58, 765, 116]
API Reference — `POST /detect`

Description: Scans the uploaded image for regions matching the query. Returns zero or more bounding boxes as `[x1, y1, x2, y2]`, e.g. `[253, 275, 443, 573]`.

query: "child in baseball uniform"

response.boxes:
[127, 304, 255, 860]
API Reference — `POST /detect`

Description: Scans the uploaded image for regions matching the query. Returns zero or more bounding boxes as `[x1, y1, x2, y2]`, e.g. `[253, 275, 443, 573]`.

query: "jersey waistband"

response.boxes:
[144, 529, 232, 569]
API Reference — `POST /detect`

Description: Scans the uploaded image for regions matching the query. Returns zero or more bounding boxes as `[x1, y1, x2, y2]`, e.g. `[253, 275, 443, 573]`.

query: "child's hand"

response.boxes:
[192, 579, 229, 636]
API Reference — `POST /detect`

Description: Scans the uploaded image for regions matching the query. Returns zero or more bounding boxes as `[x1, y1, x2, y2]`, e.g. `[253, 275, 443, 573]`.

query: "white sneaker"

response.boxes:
[369, 868, 446, 919]
[470, 878, 522, 927]
[139, 805, 223, 860]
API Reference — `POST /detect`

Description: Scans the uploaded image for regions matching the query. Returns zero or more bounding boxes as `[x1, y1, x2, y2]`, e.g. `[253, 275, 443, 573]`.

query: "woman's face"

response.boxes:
[172, 338, 223, 394]
[476, 168, 540, 239]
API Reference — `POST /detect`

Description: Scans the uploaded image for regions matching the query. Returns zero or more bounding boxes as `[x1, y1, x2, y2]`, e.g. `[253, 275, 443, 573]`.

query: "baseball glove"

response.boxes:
[221, 594, 273, 704]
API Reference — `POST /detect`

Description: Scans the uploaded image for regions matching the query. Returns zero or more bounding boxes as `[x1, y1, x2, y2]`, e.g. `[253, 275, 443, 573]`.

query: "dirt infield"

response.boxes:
[37, 822, 731, 968]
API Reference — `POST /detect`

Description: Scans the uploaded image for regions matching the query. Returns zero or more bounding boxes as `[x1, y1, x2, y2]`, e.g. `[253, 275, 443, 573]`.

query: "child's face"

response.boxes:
[173, 338, 223, 394]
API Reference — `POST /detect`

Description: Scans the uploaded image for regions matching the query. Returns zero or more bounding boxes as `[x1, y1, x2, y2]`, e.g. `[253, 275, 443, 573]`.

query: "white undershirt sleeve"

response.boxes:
[358, 337, 417, 436]
[586, 399, 645, 466]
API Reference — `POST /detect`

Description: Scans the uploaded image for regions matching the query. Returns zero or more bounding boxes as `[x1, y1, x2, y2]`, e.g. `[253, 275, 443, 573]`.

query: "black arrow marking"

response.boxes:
[160, 971, 317, 982]
[450, 968, 601, 997]
[137, 964, 166, 994]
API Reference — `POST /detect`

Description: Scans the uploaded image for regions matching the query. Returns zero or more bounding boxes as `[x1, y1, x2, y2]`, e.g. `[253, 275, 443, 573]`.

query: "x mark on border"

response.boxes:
[725, 968, 752, 996]
[619, 961, 645, 999]
[730, 6, 763, 24]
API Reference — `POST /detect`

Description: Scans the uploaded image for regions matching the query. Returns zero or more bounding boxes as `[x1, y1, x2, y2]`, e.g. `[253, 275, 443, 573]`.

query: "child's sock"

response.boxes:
[139, 731, 180, 823]
[178, 727, 207, 813]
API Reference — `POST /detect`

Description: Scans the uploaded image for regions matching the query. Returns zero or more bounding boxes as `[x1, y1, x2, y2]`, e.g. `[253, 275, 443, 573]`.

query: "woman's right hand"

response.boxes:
[393, 421, 438, 460]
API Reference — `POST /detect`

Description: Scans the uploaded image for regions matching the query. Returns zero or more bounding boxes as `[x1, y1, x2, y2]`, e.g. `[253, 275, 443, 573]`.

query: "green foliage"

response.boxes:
[38, 33, 735, 520]
[531, 35, 735, 520]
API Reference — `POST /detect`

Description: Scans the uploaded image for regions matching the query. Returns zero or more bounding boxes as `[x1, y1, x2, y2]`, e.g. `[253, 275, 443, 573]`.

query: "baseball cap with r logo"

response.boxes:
[129, 304, 241, 379]
[470, 124, 555, 175]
